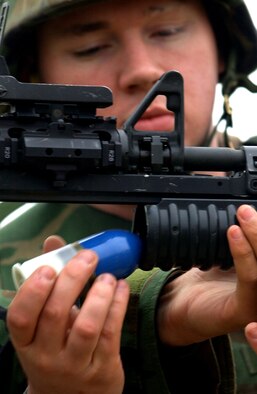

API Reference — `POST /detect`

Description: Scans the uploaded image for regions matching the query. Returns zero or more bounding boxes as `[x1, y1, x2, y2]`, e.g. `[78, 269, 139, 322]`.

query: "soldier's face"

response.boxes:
[38, 0, 223, 146]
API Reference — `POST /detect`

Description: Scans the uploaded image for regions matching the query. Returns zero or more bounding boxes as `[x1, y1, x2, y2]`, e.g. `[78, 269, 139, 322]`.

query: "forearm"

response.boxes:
[157, 260, 257, 347]
[157, 274, 229, 347]
[157, 268, 204, 346]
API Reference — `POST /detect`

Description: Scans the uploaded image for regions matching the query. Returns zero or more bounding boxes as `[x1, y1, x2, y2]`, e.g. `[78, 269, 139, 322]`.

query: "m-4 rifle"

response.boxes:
[0, 55, 256, 271]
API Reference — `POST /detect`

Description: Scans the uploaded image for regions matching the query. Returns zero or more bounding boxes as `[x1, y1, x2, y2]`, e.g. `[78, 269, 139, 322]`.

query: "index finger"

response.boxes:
[7, 265, 57, 348]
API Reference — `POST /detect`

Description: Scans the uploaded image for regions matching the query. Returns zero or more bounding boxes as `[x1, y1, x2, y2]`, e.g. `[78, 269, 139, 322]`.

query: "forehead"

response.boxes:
[43, 0, 201, 30]
[73, 0, 190, 13]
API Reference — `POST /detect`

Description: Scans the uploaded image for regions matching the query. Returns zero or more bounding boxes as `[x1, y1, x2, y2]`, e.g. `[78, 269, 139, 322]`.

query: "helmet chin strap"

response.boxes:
[203, 51, 257, 148]
[202, 95, 233, 148]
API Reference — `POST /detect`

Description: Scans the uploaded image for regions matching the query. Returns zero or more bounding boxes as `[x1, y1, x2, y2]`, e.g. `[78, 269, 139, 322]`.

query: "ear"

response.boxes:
[218, 57, 225, 75]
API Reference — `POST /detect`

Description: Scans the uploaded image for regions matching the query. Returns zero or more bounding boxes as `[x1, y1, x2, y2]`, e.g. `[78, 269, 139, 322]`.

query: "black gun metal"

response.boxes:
[0, 55, 256, 271]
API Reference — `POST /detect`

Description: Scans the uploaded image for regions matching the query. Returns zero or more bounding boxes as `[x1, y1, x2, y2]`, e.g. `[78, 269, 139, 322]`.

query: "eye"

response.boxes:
[74, 43, 111, 57]
[152, 25, 185, 38]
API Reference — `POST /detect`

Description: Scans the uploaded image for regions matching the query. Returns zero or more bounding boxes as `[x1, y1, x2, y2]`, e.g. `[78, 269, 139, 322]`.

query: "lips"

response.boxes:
[135, 113, 174, 132]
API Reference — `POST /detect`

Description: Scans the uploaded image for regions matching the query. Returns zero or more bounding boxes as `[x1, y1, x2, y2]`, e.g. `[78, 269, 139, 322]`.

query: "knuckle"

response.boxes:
[101, 325, 116, 341]
[237, 248, 253, 260]
[7, 309, 29, 331]
[33, 354, 55, 375]
[240, 269, 257, 285]
[248, 226, 257, 238]
[65, 262, 84, 281]
[42, 303, 63, 322]
[75, 320, 98, 340]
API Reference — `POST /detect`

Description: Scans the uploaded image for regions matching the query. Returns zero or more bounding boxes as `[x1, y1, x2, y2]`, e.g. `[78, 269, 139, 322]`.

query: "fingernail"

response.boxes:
[96, 273, 115, 285]
[117, 280, 128, 290]
[230, 226, 242, 240]
[239, 205, 255, 221]
[247, 323, 257, 340]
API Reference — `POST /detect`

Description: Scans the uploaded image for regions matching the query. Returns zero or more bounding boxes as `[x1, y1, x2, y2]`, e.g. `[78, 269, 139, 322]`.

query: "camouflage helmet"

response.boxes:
[2, 0, 257, 95]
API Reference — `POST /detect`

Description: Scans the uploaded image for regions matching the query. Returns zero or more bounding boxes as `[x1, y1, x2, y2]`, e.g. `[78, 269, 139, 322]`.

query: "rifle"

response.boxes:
[0, 57, 257, 270]
[0, 52, 256, 272]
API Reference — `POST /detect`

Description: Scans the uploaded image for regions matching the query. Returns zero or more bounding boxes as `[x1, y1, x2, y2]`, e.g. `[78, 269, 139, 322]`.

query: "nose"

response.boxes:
[118, 38, 164, 93]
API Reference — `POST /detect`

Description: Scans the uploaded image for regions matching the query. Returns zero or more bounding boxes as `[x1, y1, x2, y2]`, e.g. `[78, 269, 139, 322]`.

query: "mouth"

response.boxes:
[134, 113, 174, 132]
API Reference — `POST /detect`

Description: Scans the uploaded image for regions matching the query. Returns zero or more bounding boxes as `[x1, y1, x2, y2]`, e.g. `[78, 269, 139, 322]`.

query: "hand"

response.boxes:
[157, 205, 257, 346]
[7, 236, 130, 394]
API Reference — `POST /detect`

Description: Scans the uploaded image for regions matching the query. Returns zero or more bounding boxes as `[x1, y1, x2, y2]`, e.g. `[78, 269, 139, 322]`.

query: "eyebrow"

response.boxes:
[61, 21, 109, 36]
[147, 1, 185, 14]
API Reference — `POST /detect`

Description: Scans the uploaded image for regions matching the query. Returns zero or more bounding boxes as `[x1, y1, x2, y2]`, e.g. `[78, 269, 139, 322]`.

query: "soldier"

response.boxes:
[0, 0, 257, 393]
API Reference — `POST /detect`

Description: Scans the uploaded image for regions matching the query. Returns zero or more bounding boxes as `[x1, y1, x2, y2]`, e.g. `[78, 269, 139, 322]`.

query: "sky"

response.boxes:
[213, 0, 257, 142]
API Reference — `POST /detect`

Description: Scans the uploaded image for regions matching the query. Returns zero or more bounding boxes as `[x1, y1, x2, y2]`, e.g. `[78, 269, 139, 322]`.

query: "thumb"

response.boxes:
[43, 235, 66, 253]
[245, 322, 257, 354]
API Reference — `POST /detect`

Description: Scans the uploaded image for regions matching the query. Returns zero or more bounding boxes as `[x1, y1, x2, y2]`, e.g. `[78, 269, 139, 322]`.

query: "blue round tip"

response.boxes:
[79, 229, 142, 278]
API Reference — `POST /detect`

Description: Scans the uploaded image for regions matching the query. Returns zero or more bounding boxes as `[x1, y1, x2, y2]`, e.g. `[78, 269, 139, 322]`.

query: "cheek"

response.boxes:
[184, 88, 216, 146]
[183, 74, 217, 146]
[39, 55, 66, 83]
[39, 47, 114, 87]
[38, 49, 124, 123]
[181, 59, 219, 145]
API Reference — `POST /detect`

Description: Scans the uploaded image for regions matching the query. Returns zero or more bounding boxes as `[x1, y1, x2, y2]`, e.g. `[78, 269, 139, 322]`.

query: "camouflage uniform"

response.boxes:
[0, 0, 257, 393]
[0, 203, 235, 394]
